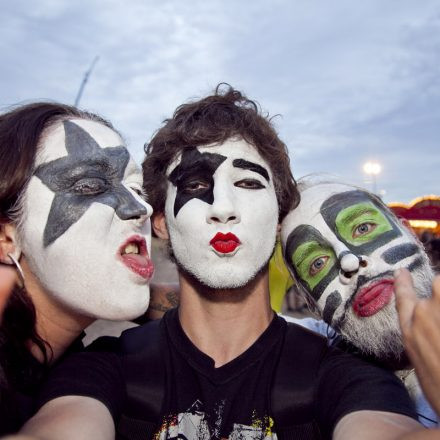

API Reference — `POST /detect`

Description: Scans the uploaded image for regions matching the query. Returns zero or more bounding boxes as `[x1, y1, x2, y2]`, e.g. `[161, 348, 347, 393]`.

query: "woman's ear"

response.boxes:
[152, 212, 170, 240]
[0, 223, 21, 264]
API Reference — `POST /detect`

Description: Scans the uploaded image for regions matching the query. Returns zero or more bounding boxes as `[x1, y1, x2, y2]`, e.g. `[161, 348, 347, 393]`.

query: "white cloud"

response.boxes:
[1, 0, 439, 202]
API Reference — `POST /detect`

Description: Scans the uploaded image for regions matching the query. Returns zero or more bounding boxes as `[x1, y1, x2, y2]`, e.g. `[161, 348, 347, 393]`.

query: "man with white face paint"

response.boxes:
[281, 178, 438, 427]
[163, 140, 279, 290]
[21, 87, 422, 440]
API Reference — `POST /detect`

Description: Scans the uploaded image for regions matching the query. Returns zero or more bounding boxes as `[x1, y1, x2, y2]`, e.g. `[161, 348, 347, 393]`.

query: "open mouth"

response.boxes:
[352, 279, 394, 317]
[118, 235, 154, 280]
[210, 232, 241, 254]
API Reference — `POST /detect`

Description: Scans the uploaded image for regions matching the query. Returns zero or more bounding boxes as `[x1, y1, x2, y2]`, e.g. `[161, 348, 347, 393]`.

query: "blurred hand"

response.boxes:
[394, 268, 440, 416]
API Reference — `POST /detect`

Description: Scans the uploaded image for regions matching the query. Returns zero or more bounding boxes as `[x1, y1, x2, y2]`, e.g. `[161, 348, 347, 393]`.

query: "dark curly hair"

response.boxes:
[143, 84, 299, 222]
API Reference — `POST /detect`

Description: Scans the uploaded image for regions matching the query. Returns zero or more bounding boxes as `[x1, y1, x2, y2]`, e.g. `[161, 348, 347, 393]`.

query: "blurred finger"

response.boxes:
[394, 268, 418, 332]
[432, 275, 440, 303]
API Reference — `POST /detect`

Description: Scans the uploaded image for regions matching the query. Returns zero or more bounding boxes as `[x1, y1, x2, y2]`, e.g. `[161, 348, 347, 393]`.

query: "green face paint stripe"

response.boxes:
[320, 190, 402, 255]
[285, 224, 340, 301]
[292, 242, 335, 291]
[335, 202, 393, 246]
[284, 225, 325, 294]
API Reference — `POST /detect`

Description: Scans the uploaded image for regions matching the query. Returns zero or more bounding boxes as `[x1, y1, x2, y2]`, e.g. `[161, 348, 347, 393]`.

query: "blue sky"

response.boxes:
[1, 0, 439, 203]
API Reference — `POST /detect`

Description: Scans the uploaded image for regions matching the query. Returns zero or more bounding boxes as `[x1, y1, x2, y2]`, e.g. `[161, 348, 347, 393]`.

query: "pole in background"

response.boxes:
[74, 56, 100, 107]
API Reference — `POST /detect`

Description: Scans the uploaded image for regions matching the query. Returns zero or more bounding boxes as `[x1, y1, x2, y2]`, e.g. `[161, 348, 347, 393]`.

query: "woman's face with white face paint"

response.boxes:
[18, 119, 154, 320]
[164, 138, 279, 289]
[281, 183, 433, 359]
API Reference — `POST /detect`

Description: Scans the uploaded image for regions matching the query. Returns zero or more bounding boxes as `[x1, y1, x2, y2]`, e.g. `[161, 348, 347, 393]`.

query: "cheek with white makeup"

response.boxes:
[20, 193, 153, 319]
[165, 142, 279, 289]
[17, 119, 154, 320]
[282, 185, 433, 321]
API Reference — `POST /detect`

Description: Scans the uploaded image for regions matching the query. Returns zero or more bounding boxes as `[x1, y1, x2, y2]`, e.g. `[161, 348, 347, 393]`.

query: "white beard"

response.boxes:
[340, 260, 434, 361]
[341, 304, 405, 360]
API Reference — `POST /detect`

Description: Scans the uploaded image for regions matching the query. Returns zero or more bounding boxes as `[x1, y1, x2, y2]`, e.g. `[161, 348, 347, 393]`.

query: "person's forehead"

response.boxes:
[36, 118, 124, 166]
[281, 183, 357, 242]
[283, 183, 351, 222]
[198, 138, 267, 165]
[301, 183, 359, 210]
[167, 138, 271, 176]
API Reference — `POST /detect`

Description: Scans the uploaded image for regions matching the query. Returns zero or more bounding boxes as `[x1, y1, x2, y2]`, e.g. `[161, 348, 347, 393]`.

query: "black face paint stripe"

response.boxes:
[232, 159, 270, 182]
[309, 265, 340, 301]
[381, 243, 420, 265]
[338, 250, 351, 259]
[168, 148, 227, 217]
[35, 121, 145, 247]
[64, 120, 102, 155]
[322, 291, 342, 325]
[284, 224, 340, 301]
[320, 190, 402, 255]
[407, 256, 424, 272]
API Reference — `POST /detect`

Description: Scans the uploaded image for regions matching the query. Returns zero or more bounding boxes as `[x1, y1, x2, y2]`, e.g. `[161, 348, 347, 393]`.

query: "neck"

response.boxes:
[178, 268, 274, 367]
[21, 258, 93, 363]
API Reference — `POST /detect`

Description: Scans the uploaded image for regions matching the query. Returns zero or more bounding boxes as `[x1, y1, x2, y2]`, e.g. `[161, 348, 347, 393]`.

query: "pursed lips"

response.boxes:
[210, 232, 241, 254]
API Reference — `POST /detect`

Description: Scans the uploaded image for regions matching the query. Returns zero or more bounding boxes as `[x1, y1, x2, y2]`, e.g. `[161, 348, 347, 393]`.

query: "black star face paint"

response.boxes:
[35, 120, 149, 247]
[281, 182, 433, 359]
[19, 119, 154, 320]
[165, 139, 278, 289]
[168, 147, 227, 217]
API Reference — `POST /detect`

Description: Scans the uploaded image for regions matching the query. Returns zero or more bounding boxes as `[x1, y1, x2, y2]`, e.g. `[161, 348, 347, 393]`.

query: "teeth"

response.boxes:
[123, 243, 140, 255]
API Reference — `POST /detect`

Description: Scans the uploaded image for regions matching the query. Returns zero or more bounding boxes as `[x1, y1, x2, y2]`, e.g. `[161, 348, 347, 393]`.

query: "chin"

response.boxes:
[179, 256, 270, 291]
[69, 287, 150, 322]
[192, 267, 257, 289]
[338, 305, 405, 365]
[91, 298, 150, 321]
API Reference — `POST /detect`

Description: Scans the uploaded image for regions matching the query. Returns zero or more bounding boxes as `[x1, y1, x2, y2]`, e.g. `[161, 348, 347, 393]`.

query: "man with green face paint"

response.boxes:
[281, 179, 437, 427]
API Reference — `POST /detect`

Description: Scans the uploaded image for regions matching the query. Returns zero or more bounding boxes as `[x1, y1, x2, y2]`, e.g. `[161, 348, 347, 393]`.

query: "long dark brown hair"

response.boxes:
[0, 102, 112, 399]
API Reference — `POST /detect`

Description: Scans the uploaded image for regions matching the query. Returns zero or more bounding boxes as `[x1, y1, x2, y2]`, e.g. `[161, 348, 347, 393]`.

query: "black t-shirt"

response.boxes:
[0, 334, 85, 436]
[39, 310, 417, 439]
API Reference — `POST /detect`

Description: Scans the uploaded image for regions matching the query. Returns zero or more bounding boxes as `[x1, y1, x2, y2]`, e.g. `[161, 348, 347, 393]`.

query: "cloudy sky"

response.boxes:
[2, 0, 439, 203]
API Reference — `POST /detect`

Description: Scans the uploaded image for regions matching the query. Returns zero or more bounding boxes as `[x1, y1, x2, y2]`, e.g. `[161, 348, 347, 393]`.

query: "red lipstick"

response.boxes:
[352, 279, 394, 317]
[210, 232, 241, 254]
[118, 235, 154, 280]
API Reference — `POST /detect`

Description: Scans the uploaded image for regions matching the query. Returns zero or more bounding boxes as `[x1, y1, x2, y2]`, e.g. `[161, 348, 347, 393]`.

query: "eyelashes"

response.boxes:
[234, 178, 265, 189]
[181, 179, 210, 194]
[72, 177, 108, 195]
[180, 177, 265, 194]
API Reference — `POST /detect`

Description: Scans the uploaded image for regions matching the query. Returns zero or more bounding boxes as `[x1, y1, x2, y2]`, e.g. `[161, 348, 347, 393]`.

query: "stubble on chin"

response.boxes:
[178, 264, 272, 304]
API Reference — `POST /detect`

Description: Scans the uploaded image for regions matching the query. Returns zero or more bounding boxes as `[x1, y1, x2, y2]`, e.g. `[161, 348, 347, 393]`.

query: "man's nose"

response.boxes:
[338, 250, 368, 284]
[206, 183, 241, 225]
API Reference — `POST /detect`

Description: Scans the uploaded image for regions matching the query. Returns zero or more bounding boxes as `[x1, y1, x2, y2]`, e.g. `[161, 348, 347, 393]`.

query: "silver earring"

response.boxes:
[7, 253, 25, 288]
